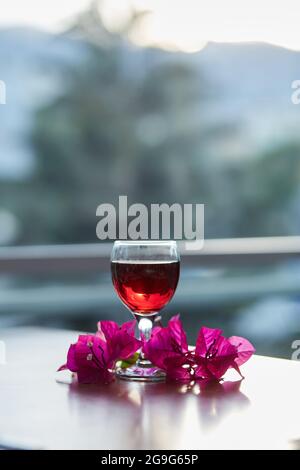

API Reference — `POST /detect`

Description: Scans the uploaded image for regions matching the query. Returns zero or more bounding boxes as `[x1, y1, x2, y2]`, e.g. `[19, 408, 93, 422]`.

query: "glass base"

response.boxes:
[116, 365, 166, 382]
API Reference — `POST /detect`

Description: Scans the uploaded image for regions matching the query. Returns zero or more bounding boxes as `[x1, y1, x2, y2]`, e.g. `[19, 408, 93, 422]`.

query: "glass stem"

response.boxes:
[135, 314, 157, 368]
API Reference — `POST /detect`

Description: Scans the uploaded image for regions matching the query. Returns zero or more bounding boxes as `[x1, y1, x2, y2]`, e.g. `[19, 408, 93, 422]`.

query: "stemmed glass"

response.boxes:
[111, 241, 180, 381]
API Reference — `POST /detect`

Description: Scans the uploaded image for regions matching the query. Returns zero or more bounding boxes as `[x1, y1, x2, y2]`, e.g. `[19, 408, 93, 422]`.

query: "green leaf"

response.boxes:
[117, 352, 139, 369]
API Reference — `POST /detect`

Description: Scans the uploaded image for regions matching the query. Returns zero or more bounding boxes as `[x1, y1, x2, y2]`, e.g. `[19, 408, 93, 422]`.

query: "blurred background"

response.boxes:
[1, 0, 300, 358]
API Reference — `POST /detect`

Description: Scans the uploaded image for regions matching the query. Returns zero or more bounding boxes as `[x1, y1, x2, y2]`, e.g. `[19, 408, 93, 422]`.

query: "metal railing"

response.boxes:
[0, 236, 300, 273]
[0, 236, 300, 321]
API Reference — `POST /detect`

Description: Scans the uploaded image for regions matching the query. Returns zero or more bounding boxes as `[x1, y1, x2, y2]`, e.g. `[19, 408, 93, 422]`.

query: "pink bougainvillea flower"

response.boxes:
[194, 327, 243, 380]
[143, 316, 255, 383]
[143, 315, 198, 381]
[58, 334, 114, 384]
[143, 314, 189, 374]
[58, 320, 141, 384]
[96, 320, 140, 362]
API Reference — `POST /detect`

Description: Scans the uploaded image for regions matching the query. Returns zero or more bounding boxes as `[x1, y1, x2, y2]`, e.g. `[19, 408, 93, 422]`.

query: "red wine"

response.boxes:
[111, 260, 180, 315]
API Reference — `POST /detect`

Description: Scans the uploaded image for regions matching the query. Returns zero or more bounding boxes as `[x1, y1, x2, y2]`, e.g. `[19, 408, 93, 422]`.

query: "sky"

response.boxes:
[1, 0, 300, 52]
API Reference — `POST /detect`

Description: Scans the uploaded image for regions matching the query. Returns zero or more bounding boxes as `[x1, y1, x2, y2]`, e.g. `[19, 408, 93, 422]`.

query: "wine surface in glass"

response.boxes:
[111, 260, 180, 315]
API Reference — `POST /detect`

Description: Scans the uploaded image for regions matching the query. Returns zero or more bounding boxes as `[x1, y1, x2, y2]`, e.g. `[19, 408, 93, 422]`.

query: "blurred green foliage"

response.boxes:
[5, 6, 300, 245]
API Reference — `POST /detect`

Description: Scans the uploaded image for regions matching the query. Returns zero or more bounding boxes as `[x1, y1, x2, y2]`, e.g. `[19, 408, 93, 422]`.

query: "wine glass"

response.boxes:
[111, 240, 180, 381]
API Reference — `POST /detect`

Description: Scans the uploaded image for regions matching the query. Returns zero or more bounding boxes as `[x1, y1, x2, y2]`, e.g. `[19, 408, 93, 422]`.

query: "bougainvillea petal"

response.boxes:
[143, 321, 187, 371]
[66, 343, 78, 372]
[77, 334, 109, 368]
[194, 329, 240, 380]
[59, 321, 141, 384]
[96, 320, 119, 342]
[168, 314, 189, 354]
[121, 320, 136, 335]
[143, 327, 174, 370]
[109, 330, 141, 362]
[228, 336, 255, 366]
[194, 358, 215, 380]
[195, 326, 223, 357]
